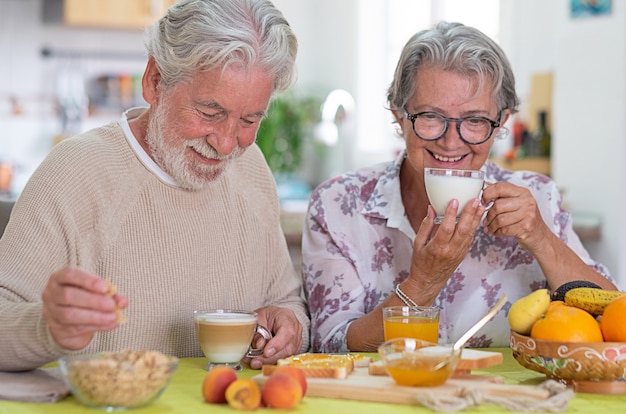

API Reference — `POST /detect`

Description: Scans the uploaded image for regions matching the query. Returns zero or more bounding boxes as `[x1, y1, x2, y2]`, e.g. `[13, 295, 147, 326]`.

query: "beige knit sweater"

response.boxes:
[0, 120, 309, 371]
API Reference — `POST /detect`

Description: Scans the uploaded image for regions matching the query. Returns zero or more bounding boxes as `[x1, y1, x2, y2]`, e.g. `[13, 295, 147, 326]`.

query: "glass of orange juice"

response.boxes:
[383, 306, 440, 343]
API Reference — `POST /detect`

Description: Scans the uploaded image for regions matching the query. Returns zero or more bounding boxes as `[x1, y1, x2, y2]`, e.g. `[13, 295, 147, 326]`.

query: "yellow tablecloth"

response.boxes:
[1, 348, 625, 413]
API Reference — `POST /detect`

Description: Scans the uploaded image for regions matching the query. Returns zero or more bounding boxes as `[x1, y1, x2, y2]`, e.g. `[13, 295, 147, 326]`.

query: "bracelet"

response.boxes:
[395, 284, 419, 308]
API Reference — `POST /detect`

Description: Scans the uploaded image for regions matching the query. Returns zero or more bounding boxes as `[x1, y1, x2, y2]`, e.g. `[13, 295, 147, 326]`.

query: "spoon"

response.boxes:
[432, 294, 508, 371]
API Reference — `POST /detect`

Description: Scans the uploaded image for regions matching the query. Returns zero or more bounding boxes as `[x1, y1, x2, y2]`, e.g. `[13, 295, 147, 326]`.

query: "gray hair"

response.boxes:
[144, 0, 297, 93]
[387, 21, 519, 116]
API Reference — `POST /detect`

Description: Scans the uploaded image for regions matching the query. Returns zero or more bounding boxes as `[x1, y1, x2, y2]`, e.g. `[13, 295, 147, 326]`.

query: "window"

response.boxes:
[355, 0, 500, 161]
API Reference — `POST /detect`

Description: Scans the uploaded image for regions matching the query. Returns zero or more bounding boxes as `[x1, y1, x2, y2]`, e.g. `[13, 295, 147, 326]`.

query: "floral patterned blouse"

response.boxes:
[302, 150, 613, 352]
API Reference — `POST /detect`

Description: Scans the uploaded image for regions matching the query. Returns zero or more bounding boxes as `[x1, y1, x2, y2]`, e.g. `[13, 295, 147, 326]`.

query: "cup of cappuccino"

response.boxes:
[194, 309, 271, 371]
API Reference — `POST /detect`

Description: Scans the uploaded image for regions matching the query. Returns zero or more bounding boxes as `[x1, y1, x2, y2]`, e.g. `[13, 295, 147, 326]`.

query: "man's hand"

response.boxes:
[241, 306, 303, 369]
[41, 266, 128, 350]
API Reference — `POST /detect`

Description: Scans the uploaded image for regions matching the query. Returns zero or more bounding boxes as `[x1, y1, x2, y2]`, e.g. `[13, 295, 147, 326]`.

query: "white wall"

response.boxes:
[498, 0, 624, 286]
[499, 0, 561, 118]
[552, 1, 626, 287]
[274, 0, 359, 97]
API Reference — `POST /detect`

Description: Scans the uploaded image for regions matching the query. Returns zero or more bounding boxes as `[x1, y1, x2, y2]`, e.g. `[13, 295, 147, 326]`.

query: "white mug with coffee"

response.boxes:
[194, 309, 271, 371]
[424, 168, 492, 224]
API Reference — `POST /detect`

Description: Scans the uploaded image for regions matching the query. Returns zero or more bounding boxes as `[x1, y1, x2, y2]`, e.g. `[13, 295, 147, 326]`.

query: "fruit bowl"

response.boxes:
[510, 331, 626, 393]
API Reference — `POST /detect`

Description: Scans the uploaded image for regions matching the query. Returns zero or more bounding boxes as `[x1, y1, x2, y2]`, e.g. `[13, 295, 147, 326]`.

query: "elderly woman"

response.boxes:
[302, 21, 617, 353]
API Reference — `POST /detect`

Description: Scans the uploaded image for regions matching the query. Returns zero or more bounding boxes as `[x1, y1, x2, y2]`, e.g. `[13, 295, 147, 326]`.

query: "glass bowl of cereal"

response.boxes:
[58, 349, 178, 410]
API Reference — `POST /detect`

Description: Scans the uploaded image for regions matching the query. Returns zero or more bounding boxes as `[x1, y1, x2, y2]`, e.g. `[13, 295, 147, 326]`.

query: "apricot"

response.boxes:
[273, 366, 307, 396]
[225, 379, 262, 410]
[202, 365, 237, 404]
[261, 373, 303, 409]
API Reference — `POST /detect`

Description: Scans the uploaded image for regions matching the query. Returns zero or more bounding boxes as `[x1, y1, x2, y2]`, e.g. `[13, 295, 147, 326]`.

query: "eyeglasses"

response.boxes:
[404, 110, 502, 145]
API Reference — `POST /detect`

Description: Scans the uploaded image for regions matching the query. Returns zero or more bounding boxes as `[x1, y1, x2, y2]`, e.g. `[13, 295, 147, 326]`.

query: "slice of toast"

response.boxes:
[262, 353, 372, 379]
[345, 353, 373, 368]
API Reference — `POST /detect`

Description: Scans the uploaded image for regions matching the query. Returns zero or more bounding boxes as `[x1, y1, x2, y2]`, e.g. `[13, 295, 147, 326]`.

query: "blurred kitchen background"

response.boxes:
[1, 0, 624, 287]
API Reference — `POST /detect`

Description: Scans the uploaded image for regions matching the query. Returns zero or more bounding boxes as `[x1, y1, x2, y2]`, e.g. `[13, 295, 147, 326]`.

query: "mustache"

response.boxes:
[187, 139, 241, 161]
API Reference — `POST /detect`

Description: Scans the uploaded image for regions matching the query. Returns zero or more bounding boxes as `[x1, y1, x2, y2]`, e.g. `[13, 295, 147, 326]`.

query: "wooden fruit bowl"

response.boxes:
[510, 331, 626, 394]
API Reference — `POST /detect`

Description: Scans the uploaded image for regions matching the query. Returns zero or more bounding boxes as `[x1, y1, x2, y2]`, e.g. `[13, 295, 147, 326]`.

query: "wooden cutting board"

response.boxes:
[252, 367, 550, 405]
[253, 350, 550, 406]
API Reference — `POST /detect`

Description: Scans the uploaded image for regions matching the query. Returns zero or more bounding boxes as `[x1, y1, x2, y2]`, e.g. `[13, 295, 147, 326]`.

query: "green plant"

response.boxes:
[256, 94, 320, 173]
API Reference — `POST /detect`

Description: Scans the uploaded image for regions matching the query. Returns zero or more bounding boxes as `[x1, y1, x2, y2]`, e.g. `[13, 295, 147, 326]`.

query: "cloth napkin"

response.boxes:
[0, 367, 69, 403]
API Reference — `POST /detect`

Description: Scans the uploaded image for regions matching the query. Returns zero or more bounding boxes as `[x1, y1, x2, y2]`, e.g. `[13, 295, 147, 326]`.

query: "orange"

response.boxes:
[530, 304, 603, 342]
[601, 295, 626, 342]
[546, 300, 565, 312]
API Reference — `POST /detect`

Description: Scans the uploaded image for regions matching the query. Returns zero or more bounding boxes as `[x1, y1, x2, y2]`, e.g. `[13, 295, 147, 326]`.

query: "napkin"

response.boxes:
[0, 367, 69, 403]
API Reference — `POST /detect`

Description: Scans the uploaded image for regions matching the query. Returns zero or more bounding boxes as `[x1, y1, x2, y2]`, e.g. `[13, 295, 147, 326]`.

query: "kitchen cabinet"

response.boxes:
[62, 0, 177, 29]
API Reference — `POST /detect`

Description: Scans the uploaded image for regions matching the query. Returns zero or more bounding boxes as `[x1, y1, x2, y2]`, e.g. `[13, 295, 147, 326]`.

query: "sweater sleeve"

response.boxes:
[0, 131, 113, 370]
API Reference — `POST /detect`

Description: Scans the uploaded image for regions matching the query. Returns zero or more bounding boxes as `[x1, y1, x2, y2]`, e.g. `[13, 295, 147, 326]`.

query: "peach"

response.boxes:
[201, 365, 237, 404]
[273, 366, 307, 396]
[261, 373, 303, 409]
[225, 379, 262, 410]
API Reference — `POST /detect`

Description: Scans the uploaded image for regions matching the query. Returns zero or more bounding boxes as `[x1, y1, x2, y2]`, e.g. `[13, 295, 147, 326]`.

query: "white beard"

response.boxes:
[145, 103, 243, 191]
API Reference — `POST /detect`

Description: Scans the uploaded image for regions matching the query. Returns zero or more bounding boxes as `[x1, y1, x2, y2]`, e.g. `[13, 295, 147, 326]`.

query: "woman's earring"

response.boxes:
[494, 126, 509, 141]
[391, 120, 404, 136]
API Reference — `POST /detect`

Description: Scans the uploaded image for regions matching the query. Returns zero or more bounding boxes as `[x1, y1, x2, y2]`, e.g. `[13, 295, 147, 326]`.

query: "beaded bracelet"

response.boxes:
[395, 284, 419, 308]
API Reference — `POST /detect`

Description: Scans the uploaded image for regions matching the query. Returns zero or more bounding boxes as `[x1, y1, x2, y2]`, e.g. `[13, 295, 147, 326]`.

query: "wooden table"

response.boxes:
[1, 349, 625, 413]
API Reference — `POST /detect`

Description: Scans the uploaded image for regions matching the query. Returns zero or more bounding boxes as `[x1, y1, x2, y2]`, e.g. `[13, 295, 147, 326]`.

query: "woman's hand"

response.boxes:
[241, 306, 303, 369]
[41, 266, 128, 351]
[405, 198, 486, 301]
[480, 181, 617, 291]
[481, 182, 551, 252]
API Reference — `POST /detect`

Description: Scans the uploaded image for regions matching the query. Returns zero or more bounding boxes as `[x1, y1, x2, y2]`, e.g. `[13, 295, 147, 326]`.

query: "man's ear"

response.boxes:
[141, 57, 161, 104]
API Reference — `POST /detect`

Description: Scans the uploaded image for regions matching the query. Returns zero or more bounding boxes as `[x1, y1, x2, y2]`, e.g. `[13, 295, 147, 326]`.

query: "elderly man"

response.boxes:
[0, 0, 309, 371]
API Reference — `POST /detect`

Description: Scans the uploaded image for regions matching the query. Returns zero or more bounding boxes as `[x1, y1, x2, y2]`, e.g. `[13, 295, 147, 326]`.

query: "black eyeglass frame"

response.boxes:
[404, 109, 504, 145]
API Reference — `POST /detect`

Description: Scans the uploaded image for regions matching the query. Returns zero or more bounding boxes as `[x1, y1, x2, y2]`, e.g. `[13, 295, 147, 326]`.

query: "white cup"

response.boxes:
[424, 168, 490, 224]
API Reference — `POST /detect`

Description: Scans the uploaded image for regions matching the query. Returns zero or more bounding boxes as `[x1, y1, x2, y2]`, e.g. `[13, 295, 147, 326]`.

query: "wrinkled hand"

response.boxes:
[481, 182, 551, 252]
[241, 306, 303, 369]
[408, 199, 486, 295]
[41, 266, 128, 351]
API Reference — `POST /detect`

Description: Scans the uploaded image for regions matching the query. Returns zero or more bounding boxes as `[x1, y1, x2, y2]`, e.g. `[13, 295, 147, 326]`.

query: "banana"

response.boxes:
[508, 289, 551, 335]
[564, 287, 625, 316]
[551, 280, 601, 302]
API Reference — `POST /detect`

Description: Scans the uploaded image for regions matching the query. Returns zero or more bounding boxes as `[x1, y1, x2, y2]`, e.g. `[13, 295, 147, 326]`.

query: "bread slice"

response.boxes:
[262, 353, 372, 379]
[345, 353, 373, 368]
